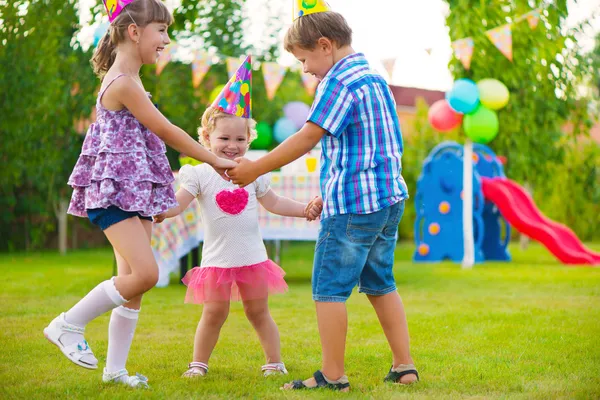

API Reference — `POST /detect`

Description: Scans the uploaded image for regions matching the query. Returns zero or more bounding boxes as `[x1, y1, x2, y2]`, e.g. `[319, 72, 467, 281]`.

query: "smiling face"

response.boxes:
[138, 22, 171, 64]
[205, 116, 250, 160]
[290, 42, 333, 81]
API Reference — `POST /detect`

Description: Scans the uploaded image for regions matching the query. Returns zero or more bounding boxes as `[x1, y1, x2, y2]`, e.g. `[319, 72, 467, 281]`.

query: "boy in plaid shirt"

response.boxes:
[228, 6, 418, 391]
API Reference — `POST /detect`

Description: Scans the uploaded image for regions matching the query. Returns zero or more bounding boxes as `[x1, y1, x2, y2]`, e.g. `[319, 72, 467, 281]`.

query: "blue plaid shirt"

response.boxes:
[308, 53, 408, 218]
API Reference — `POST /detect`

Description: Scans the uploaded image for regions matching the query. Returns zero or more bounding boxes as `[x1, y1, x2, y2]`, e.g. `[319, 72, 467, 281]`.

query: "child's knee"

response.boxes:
[243, 301, 269, 323]
[202, 304, 230, 325]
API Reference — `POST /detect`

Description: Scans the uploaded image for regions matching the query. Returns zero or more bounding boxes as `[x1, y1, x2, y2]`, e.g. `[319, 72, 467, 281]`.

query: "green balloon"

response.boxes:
[463, 105, 499, 144]
[251, 122, 273, 149]
[209, 84, 226, 103]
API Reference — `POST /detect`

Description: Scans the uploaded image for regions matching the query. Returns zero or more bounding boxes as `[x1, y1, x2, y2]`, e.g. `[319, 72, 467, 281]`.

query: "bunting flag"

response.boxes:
[381, 59, 396, 81]
[227, 57, 245, 79]
[300, 72, 320, 96]
[191, 51, 213, 88]
[262, 62, 287, 100]
[485, 24, 513, 61]
[451, 37, 475, 70]
[525, 9, 541, 30]
[156, 44, 178, 75]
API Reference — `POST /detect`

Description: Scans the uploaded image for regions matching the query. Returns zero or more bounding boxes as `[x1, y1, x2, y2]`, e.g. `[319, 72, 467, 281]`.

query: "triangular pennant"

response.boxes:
[485, 24, 513, 62]
[300, 72, 319, 96]
[526, 9, 540, 30]
[226, 57, 245, 79]
[191, 51, 213, 88]
[262, 62, 287, 100]
[451, 37, 474, 70]
[212, 55, 252, 118]
[156, 43, 177, 75]
[381, 58, 396, 81]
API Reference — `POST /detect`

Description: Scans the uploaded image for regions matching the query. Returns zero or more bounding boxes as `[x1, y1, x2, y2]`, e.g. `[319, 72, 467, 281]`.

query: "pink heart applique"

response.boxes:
[215, 188, 249, 215]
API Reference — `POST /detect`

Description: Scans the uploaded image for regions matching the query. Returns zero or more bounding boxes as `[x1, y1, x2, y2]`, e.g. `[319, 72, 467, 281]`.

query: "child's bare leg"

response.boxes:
[192, 301, 230, 363]
[316, 302, 347, 380]
[367, 292, 417, 384]
[242, 297, 281, 363]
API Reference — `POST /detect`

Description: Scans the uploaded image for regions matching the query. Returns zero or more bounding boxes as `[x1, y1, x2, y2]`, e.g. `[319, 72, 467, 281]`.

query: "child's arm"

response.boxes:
[228, 122, 326, 187]
[258, 190, 322, 220]
[153, 189, 195, 223]
[113, 78, 237, 176]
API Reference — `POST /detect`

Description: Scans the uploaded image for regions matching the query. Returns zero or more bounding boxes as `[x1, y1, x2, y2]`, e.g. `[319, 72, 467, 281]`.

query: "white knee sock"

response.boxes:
[106, 306, 140, 378]
[62, 278, 127, 364]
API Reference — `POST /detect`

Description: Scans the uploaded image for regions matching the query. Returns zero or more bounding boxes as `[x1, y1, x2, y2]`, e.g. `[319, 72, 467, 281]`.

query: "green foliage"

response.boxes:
[0, 0, 96, 250]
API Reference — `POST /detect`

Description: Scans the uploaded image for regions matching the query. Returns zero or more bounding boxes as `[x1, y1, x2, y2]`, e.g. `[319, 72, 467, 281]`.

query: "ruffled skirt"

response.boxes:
[182, 260, 288, 304]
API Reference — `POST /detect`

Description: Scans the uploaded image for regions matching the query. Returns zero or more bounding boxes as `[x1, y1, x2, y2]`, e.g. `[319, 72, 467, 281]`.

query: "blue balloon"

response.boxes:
[273, 117, 297, 143]
[446, 79, 480, 114]
[93, 22, 109, 47]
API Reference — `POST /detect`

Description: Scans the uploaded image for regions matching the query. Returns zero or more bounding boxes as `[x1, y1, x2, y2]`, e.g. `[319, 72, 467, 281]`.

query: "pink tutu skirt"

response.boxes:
[181, 260, 288, 304]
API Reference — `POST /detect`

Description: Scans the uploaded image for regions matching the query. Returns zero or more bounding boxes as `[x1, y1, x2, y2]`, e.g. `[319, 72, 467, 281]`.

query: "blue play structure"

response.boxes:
[413, 141, 511, 263]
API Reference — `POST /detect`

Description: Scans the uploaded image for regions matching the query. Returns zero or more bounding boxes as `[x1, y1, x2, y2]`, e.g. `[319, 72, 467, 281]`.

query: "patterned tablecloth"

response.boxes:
[151, 172, 321, 287]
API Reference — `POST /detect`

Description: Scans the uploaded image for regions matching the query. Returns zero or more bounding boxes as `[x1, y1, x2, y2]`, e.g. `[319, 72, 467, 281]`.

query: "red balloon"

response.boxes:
[428, 100, 463, 132]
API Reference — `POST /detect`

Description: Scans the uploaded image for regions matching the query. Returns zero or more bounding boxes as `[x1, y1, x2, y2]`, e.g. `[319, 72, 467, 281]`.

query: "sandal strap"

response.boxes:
[58, 313, 85, 334]
[314, 370, 350, 390]
[189, 362, 208, 371]
[104, 368, 129, 381]
[385, 364, 419, 382]
[127, 373, 149, 388]
[63, 340, 93, 359]
[262, 363, 286, 372]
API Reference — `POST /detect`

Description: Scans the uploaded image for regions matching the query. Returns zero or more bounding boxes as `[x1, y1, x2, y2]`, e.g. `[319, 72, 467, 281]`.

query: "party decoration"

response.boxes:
[293, 0, 331, 21]
[227, 57, 245, 79]
[283, 102, 311, 129]
[382, 59, 396, 81]
[463, 105, 499, 144]
[273, 117, 297, 143]
[263, 63, 287, 100]
[103, 0, 136, 23]
[93, 22, 109, 47]
[525, 9, 541, 30]
[192, 51, 213, 88]
[451, 38, 474, 70]
[477, 79, 510, 110]
[428, 100, 463, 132]
[212, 55, 252, 118]
[485, 24, 513, 61]
[156, 43, 177, 75]
[252, 122, 273, 150]
[209, 85, 226, 104]
[300, 73, 320, 96]
[446, 79, 479, 114]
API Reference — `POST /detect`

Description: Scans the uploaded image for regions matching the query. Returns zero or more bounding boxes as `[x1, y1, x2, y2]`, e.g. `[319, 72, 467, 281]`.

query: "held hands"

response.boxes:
[227, 157, 259, 187]
[304, 196, 323, 221]
[153, 212, 167, 224]
[212, 157, 238, 181]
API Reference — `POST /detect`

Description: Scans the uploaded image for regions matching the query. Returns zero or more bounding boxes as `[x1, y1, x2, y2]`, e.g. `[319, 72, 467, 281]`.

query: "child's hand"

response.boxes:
[212, 157, 238, 181]
[153, 212, 167, 224]
[304, 196, 323, 221]
[228, 157, 259, 187]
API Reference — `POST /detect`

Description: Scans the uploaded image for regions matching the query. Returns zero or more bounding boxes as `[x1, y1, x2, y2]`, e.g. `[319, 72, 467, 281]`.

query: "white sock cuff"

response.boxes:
[113, 306, 140, 320]
[102, 278, 127, 306]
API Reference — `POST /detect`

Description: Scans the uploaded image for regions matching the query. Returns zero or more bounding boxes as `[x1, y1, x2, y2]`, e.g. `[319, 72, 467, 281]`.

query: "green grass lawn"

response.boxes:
[1, 242, 599, 399]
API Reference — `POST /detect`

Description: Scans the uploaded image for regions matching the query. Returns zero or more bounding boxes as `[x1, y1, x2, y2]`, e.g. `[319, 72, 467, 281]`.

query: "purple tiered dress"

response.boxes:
[67, 74, 178, 218]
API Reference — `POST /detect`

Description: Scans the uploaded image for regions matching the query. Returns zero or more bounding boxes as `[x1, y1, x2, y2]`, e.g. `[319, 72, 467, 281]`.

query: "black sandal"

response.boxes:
[287, 370, 350, 391]
[384, 364, 419, 384]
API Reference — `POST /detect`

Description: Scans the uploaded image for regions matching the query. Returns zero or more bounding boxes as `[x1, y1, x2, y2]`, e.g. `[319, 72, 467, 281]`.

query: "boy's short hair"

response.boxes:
[284, 11, 352, 52]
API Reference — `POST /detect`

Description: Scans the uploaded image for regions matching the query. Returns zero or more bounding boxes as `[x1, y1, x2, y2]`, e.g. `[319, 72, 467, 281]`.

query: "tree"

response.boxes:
[0, 0, 96, 250]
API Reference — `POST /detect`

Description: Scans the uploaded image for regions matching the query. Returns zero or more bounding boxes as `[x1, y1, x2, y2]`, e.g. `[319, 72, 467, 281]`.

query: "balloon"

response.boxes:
[463, 105, 499, 144]
[273, 117, 297, 143]
[283, 101, 311, 129]
[209, 85, 225, 104]
[251, 122, 273, 149]
[93, 22, 109, 47]
[428, 100, 463, 132]
[477, 79, 510, 110]
[446, 79, 479, 114]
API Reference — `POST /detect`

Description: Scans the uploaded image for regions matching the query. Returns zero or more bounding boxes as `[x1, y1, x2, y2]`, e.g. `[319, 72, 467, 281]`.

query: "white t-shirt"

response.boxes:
[179, 164, 271, 268]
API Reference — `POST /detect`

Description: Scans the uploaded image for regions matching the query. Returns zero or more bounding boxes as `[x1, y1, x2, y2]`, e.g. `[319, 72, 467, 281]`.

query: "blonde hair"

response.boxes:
[284, 11, 352, 52]
[198, 107, 258, 148]
[91, 0, 173, 78]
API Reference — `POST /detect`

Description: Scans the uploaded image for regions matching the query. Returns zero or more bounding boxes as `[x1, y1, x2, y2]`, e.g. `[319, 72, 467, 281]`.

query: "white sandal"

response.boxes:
[262, 362, 288, 377]
[182, 362, 208, 378]
[43, 313, 98, 369]
[103, 368, 149, 388]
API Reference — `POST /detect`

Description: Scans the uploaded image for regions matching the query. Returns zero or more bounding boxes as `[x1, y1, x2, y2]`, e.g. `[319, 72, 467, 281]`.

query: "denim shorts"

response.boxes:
[312, 201, 405, 302]
[87, 206, 152, 231]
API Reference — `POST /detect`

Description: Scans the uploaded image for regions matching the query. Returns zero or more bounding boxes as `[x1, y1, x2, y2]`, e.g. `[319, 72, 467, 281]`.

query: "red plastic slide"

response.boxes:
[481, 177, 600, 266]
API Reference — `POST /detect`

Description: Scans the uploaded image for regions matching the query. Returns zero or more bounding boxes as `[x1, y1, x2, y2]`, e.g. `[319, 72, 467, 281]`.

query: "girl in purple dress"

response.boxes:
[43, 0, 236, 388]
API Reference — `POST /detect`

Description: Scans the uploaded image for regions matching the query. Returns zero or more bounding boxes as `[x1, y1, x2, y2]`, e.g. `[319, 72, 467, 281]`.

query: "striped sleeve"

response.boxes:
[307, 77, 354, 138]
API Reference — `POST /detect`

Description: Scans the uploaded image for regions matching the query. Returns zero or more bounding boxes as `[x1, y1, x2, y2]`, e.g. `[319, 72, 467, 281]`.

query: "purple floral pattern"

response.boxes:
[68, 95, 177, 218]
